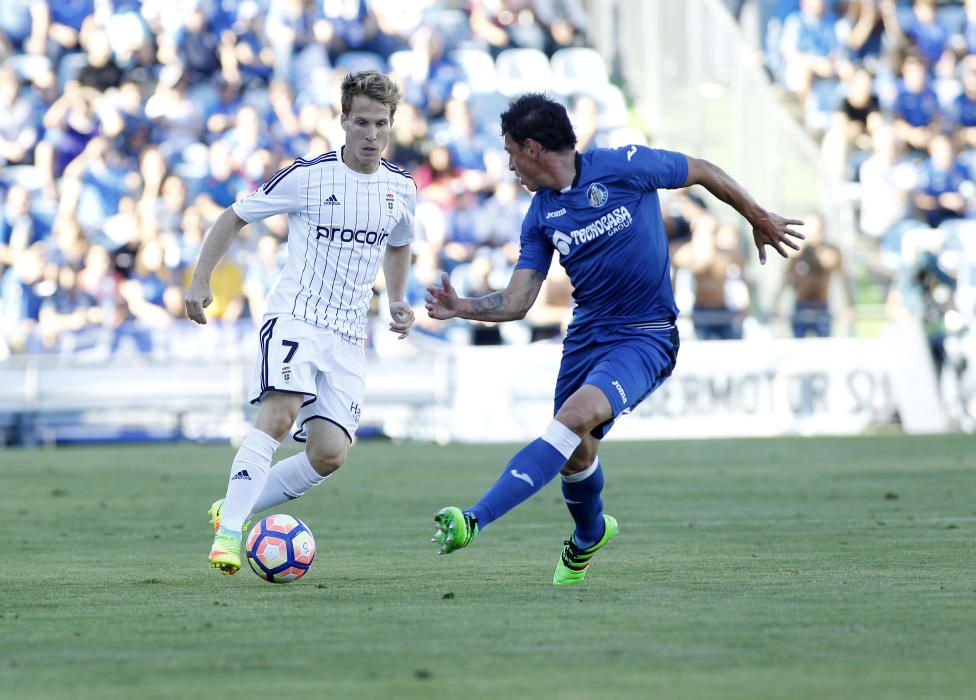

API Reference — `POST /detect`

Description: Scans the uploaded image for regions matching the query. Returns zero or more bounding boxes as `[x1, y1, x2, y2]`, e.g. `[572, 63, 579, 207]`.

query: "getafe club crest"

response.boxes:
[587, 182, 609, 208]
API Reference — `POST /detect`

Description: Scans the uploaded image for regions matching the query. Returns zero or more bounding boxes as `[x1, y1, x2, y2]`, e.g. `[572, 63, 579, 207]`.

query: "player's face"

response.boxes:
[341, 95, 393, 174]
[504, 133, 543, 192]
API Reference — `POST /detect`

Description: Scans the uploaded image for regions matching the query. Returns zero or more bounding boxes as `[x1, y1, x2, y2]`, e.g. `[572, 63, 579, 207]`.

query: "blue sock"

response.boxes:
[467, 420, 581, 529]
[561, 459, 605, 549]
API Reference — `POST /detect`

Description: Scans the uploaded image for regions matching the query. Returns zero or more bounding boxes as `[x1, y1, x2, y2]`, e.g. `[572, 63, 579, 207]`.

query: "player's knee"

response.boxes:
[554, 405, 600, 435]
[305, 442, 347, 477]
[262, 412, 297, 443]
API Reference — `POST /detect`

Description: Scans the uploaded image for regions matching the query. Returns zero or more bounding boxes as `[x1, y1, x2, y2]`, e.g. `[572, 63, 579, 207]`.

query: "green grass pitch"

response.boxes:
[1, 435, 974, 699]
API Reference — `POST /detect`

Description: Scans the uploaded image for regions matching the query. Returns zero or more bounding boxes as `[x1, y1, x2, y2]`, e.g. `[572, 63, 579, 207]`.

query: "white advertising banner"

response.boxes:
[449, 337, 907, 442]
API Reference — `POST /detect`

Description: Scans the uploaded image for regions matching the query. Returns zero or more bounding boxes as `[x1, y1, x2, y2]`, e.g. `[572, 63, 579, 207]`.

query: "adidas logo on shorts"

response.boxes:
[231, 469, 251, 481]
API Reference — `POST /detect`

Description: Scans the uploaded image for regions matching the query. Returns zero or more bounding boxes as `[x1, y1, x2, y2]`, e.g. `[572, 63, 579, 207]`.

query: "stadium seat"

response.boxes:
[450, 48, 498, 94]
[804, 78, 842, 133]
[6, 53, 51, 83]
[585, 83, 629, 130]
[335, 51, 387, 74]
[421, 8, 472, 51]
[467, 91, 511, 131]
[388, 49, 427, 85]
[495, 48, 552, 97]
[549, 47, 609, 97]
[57, 52, 90, 90]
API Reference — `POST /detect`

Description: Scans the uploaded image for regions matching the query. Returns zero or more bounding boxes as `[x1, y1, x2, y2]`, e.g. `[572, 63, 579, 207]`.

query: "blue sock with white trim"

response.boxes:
[561, 458, 605, 549]
[466, 420, 581, 529]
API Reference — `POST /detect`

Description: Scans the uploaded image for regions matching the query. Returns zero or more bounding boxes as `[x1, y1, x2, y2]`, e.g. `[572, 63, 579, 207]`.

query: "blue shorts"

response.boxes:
[554, 322, 680, 439]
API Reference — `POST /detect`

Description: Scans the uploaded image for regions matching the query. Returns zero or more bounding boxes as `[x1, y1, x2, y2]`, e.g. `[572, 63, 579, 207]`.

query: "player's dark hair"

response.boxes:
[500, 93, 577, 152]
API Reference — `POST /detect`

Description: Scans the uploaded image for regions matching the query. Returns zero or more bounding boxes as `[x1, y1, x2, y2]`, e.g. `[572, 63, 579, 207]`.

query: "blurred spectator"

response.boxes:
[881, 0, 951, 71]
[823, 66, 882, 177]
[913, 133, 972, 228]
[778, 0, 841, 102]
[952, 55, 976, 150]
[858, 126, 917, 240]
[672, 213, 749, 341]
[76, 24, 122, 92]
[0, 65, 38, 167]
[0, 242, 47, 353]
[0, 185, 49, 273]
[836, 0, 886, 72]
[772, 212, 855, 338]
[144, 64, 205, 162]
[0, 1, 33, 55]
[533, 0, 589, 54]
[892, 53, 941, 151]
[887, 244, 957, 378]
[38, 263, 100, 352]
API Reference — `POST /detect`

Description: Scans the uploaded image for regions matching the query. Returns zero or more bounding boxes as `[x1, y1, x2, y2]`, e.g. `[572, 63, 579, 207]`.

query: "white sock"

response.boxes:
[542, 419, 582, 460]
[220, 428, 280, 532]
[249, 451, 328, 516]
[562, 456, 600, 483]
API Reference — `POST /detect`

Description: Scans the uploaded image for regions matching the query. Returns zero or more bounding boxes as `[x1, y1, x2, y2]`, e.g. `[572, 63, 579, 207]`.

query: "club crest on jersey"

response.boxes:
[385, 192, 395, 210]
[587, 182, 609, 208]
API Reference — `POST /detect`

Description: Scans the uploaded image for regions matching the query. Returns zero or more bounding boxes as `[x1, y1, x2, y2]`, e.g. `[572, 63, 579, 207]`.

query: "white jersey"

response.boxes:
[233, 149, 416, 342]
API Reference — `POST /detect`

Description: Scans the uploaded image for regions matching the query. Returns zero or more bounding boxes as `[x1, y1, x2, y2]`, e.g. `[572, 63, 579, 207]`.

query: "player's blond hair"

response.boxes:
[340, 71, 401, 120]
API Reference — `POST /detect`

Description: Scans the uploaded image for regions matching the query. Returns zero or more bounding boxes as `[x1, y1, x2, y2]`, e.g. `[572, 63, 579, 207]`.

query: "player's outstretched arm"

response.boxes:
[683, 156, 804, 264]
[184, 207, 248, 324]
[426, 268, 546, 322]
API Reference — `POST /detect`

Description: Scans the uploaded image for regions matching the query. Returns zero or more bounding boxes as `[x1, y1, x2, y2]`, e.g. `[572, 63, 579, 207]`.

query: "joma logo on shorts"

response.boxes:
[316, 226, 389, 246]
[612, 380, 628, 403]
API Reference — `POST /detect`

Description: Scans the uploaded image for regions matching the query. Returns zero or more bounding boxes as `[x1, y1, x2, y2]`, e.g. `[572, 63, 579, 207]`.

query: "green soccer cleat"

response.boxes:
[553, 514, 619, 586]
[208, 498, 251, 536]
[208, 527, 243, 575]
[432, 506, 479, 555]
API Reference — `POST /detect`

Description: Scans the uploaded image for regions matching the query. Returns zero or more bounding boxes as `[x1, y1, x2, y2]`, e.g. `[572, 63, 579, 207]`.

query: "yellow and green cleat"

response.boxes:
[431, 506, 479, 555]
[553, 514, 619, 585]
[208, 527, 243, 575]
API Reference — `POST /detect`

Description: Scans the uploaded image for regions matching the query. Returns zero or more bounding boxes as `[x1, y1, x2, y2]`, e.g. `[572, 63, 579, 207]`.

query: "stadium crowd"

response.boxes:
[0, 0, 973, 371]
[763, 0, 974, 417]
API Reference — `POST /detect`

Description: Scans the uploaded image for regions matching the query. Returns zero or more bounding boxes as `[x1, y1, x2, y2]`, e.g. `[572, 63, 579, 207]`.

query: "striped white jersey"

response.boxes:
[233, 149, 416, 342]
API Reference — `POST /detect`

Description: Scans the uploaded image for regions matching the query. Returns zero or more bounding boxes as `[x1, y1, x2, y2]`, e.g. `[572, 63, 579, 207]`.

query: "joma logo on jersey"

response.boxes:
[567, 206, 633, 246]
[545, 208, 567, 219]
[315, 226, 389, 246]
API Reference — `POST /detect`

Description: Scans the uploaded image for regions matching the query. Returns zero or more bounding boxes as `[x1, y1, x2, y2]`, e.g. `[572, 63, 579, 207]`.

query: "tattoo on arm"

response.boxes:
[466, 270, 545, 320]
[471, 292, 508, 316]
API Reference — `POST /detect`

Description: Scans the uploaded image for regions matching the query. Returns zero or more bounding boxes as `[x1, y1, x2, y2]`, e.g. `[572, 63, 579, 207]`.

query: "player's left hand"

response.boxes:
[388, 301, 414, 339]
[751, 212, 804, 265]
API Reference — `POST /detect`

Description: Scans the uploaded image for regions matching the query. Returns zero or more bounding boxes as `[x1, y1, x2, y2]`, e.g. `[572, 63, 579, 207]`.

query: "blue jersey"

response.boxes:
[514, 145, 688, 333]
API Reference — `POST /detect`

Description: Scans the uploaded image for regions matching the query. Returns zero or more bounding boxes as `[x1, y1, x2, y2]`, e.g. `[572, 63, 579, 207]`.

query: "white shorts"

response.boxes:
[248, 315, 366, 442]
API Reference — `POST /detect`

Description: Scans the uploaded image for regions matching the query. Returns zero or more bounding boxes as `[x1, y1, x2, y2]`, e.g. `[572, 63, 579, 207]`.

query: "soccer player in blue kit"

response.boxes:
[425, 94, 804, 584]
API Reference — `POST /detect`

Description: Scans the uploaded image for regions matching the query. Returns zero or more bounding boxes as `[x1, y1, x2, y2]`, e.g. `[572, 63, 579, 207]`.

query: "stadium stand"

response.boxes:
[1, 0, 974, 442]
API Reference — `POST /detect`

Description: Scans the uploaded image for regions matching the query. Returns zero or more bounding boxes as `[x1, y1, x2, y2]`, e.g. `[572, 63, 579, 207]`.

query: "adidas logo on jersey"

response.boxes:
[324, 194, 340, 206]
[231, 469, 251, 481]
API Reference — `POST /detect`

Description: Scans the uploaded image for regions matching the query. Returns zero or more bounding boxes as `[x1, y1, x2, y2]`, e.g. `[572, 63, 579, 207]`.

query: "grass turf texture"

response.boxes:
[1, 435, 974, 699]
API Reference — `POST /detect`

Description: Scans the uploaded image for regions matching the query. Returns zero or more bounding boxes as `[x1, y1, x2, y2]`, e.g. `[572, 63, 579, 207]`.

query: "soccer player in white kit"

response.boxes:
[184, 71, 416, 574]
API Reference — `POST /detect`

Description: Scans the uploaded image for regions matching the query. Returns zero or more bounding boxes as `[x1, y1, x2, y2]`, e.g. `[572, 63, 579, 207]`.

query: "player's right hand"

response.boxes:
[425, 272, 460, 320]
[184, 279, 213, 325]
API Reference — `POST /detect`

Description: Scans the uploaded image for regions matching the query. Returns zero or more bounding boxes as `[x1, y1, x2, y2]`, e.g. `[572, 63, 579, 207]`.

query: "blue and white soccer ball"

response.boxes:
[245, 514, 316, 583]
